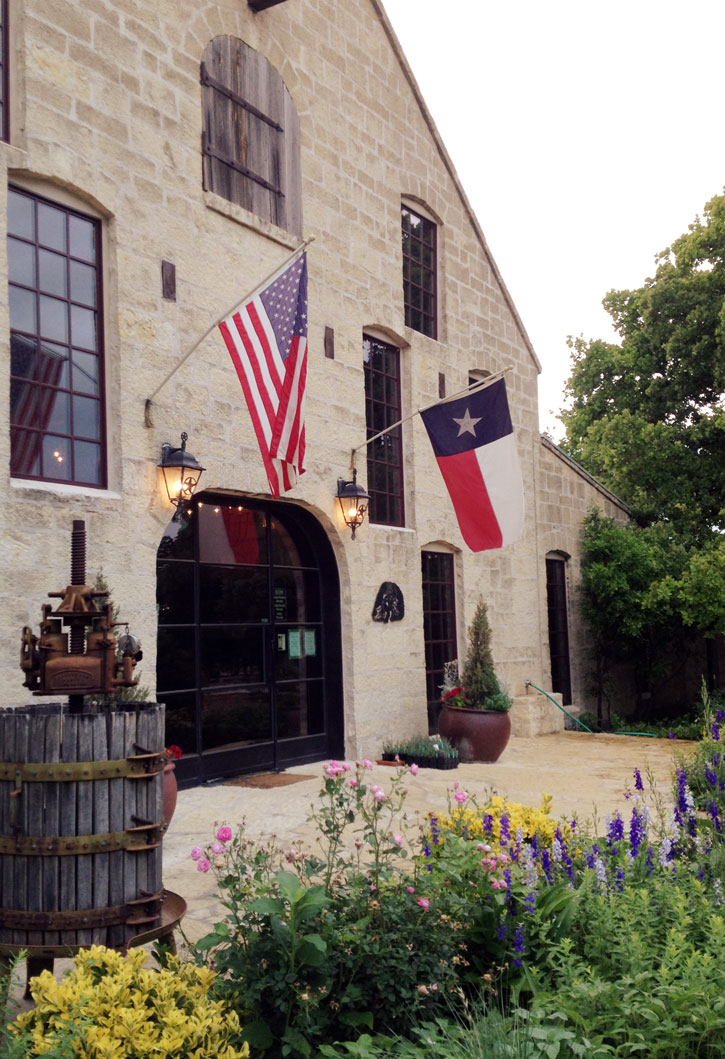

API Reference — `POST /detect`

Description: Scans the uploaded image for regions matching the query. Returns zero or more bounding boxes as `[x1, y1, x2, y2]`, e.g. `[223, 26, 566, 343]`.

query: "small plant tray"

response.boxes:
[379, 753, 458, 770]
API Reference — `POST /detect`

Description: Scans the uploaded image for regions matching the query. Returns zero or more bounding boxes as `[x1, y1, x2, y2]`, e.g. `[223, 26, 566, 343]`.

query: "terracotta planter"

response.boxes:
[163, 761, 178, 827]
[438, 705, 511, 763]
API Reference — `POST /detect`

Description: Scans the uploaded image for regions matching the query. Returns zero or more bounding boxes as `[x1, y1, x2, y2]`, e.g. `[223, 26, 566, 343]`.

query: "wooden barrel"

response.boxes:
[0, 702, 165, 953]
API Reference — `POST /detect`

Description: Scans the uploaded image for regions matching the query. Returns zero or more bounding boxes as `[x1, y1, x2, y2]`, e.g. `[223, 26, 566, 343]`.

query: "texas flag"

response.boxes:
[420, 378, 524, 551]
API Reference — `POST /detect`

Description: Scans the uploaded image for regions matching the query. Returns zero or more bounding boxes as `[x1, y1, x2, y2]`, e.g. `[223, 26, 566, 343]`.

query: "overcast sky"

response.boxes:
[383, 0, 725, 437]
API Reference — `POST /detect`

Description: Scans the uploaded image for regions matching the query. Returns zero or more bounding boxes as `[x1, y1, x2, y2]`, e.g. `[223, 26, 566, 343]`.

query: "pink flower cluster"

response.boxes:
[190, 825, 233, 873]
[479, 847, 510, 890]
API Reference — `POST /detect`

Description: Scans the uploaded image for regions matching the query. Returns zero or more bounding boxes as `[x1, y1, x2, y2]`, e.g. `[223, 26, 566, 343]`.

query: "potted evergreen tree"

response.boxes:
[437, 599, 512, 762]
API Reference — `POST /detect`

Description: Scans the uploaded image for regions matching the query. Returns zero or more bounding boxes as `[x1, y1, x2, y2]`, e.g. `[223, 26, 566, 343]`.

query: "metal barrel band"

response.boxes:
[0, 821, 164, 856]
[0, 892, 164, 931]
[0, 752, 165, 783]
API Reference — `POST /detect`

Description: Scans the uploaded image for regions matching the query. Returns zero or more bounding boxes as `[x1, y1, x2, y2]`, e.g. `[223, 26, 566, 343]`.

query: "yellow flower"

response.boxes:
[11, 946, 249, 1058]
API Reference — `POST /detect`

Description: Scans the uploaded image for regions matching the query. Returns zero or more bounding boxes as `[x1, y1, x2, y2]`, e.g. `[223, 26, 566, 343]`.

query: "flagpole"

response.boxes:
[144, 236, 314, 425]
[351, 364, 513, 460]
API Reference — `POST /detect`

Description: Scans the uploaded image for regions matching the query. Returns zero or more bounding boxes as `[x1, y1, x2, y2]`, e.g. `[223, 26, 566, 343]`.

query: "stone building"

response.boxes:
[0, 0, 632, 786]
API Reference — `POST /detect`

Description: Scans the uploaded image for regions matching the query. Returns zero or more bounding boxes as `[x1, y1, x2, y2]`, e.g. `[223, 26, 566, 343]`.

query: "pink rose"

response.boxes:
[211, 841, 224, 855]
[197, 858, 211, 873]
[406, 886, 415, 894]
[190, 846, 203, 861]
[393, 834, 403, 846]
[216, 826, 233, 843]
[361, 759, 374, 770]
[416, 897, 430, 911]
[349, 778, 359, 787]
[453, 790, 468, 804]
[409, 763, 419, 775]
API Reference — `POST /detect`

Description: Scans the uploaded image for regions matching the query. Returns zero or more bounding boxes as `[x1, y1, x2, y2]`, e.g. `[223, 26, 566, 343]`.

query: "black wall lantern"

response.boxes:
[336, 468, 369, 540]
[159, 432, 205, 506]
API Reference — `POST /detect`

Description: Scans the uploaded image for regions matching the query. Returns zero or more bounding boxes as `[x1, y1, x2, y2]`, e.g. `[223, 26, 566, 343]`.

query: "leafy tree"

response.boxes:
[561, 190, 725, 540]
[579, 510, 687, 723]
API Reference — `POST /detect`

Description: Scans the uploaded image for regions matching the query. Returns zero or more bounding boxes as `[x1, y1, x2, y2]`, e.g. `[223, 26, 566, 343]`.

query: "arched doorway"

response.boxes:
[156, 493, 343, 787]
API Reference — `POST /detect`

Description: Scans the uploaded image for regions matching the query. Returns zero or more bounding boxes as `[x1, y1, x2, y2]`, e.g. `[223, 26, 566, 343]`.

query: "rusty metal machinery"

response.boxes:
[19, 520, 142, 701]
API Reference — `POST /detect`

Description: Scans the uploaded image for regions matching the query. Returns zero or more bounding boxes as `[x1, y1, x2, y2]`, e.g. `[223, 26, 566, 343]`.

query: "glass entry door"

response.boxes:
[156, 495, 343, 787]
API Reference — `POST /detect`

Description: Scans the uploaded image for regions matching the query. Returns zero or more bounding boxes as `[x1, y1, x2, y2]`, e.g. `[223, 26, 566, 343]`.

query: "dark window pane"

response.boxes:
[157, 627, 196, 692]
[273, 570, 321, 623]
[277, 680, 324, 738]
[42, 435, 71, 479]
[10, 428, 40, 476]
[70, 260, 96, 306]
[72, 349, 99, 394]
[198, 503, 268, 564]
[73, 394, 100, 439]
[201, 627, 265, 686]
[10, 336, 37, 379]
[38, 248, 67, 296]
[69, 215, 95, 261]
[161, 692, 198, 757]
[45, 389, 70, 433]
[8, 191, 35, 239]
[10, 379, 37, 427]
[39, 295, 68, 342]
[9, 285, 36, 332]
[37, 202, 67, 251]
[157, 561, 195, 624]
[272, 516, 316, 567]
[73, 440, 101, 484]
[8, 238, 35, 287]
[202, 687, 271, 749]
[158, 511, 195, 560]
[71, 304, 97, 350]
[199, 565, 269, 623]
[42, 343, 70, 388]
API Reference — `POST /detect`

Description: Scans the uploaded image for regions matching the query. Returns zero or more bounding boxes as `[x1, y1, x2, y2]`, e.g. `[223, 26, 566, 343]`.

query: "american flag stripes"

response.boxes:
[218, 251, 308, 497]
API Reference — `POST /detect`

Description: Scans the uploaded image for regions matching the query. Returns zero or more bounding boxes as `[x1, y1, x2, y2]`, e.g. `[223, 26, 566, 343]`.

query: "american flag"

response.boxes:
[218, 251, 308, 497]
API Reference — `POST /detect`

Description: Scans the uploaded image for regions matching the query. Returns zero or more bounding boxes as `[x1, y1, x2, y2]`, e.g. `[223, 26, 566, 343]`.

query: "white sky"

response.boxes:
[383, 0, 725, 438]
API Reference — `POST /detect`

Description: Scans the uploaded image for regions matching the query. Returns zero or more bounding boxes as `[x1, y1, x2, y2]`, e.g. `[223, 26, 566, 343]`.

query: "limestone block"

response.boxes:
[509, 693, 566, 738]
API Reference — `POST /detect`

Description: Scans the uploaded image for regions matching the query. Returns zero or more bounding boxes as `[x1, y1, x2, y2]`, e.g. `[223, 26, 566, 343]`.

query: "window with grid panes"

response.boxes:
[8, 187, 106, 487]
[201, 36, 302, 237]
[0, 1, 8, 142]
[363, 335, 404, 526]
[402, 205, 437, 338]
[421, 551, 457, 721]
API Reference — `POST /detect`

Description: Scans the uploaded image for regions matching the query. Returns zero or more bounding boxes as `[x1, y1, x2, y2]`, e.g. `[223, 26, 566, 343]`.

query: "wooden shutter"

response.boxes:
[201, 36, 302, 236]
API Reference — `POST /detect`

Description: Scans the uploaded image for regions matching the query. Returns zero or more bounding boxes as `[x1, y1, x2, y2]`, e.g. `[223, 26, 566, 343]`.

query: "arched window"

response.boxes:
[363, 333, 404, 526]
[402, 203, 437, 338]
[201, 36, 302, 236]
[7, 186, 106, 487]
[421, 549, 457, 732]
[546, 551, 572, 706]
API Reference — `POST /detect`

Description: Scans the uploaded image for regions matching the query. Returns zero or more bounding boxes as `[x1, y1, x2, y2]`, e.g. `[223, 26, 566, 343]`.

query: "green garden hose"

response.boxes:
[525, 681, 593, 732]
[525, 681, 658, 736]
